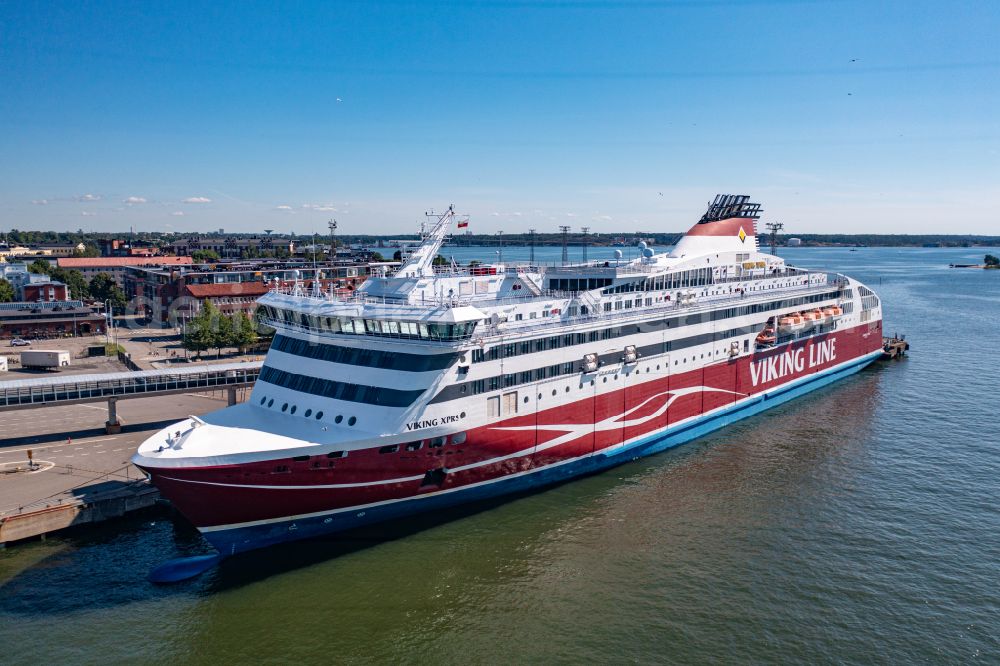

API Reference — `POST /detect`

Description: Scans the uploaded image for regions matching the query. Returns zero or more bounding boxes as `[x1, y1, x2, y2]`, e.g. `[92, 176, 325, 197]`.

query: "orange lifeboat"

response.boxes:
[756, 326, 776, 346]
[802, 309, 823, 326]
[777, 313, 805, 333]
[822, 305, 843, 320]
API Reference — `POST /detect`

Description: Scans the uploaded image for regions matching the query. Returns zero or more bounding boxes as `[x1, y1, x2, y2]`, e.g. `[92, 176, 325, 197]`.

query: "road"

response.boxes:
[0, 391, 246, 515]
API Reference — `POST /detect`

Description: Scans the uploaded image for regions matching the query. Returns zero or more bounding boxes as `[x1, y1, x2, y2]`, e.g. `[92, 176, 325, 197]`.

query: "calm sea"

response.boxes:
[2, 247, 998, 664]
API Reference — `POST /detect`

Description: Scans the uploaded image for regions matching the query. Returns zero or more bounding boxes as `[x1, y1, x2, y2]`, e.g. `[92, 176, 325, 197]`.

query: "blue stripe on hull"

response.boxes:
[203, 351, 881, 557]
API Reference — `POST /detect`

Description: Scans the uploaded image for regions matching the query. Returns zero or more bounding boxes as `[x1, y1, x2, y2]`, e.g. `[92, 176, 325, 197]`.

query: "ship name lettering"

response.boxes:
[749, 339, 836, 387]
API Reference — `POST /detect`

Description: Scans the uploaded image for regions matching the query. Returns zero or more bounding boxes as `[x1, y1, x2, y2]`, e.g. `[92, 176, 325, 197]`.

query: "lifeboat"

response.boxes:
[822, 305, 843, 320]
[801, 309, 824, 326]
[756, 326, 776, 346]
[777, 313, 805, 333]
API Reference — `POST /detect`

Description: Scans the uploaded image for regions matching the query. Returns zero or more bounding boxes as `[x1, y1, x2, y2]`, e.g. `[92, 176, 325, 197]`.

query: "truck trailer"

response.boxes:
[20, 349, 71, 370]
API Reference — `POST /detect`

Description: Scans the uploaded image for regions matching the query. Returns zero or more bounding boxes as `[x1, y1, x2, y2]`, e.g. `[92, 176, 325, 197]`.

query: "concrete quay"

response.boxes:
[0, 390, 246, 546]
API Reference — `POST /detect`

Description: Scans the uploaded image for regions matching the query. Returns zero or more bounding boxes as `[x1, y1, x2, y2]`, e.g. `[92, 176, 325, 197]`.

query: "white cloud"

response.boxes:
[490, 212, 501, 216]
[31, 199, 48, 205]
[182, 196, 212, 204]
[301, 203, 337, 212]
[565, 212, 578, 217]
[123, 196, 148, 204]
[592, 214, 613, 222]
[81, 211, 97, 217]
[275, 205, 294, 211]
[171, 211, 185, 217]
[79, 193, 101, 202]
[511, 211, 523, 217]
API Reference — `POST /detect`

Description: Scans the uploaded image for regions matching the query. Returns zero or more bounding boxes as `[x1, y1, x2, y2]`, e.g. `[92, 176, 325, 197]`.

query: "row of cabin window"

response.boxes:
[469, 324, 754, 395]
[270, 334, 455, 371]
[261, 305, 477, 341]
[259, 366, 422, 408]
[528, 265, 761, 297]
[379, 431, 467, 454]
[471, 290, 840, 364]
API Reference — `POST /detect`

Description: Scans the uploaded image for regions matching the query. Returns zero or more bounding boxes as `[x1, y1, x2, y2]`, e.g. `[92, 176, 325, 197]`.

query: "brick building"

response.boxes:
[56, 256, 193, 286]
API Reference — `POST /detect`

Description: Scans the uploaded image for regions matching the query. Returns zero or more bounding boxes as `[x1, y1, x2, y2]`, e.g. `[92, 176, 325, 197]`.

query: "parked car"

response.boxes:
[10, 338, 31, 347]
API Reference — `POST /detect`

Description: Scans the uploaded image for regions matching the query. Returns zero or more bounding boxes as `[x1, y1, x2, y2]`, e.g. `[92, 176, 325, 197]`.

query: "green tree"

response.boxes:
[231, 311, 259, 353]
[369, 251, 386, 262]
[89, 272, 127, 310]
[191, 249, 221, 263]
[392, 249, 403, 261]
[213, 310, 234, 358]
[0, 278, 14, 303]
[182, 300, 220, 359]
[985, 254, 999, 267]
[28, 259, 52, 275]
[432, 254, 448, 266]
[49, 267, 89, 300]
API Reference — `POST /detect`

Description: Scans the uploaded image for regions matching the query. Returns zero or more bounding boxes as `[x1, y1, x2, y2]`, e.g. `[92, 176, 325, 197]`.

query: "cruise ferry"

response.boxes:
[134, 195, 884, 567]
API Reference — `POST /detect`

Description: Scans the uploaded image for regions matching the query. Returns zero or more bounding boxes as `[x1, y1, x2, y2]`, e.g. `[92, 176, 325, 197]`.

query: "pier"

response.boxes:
[882, 335, 910, 359]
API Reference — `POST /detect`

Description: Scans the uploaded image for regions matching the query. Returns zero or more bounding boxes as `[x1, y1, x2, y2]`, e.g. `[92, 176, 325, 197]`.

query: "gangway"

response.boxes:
[0, 361, 262, 433]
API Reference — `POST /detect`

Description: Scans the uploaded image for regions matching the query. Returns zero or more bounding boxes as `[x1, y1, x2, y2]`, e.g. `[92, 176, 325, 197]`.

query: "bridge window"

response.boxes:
[379, 445, 399, 454]
[405, 441, 422, 451]
[327, 450, 344, 458]
[451, 432, 467, 445]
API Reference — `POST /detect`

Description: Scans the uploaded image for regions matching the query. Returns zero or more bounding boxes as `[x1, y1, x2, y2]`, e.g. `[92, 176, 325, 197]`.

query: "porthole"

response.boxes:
[335, 415, 343, 424]
[523, 396, 529, 403]
[268, 398, 274, 407]
[259, 396, 266, 405]
[538, 393, 543, 399]
[579, 383, 583, 389]
[565, 386, 570, 393]
[290, 405, 297, 415]
[657, 365, 660, 370]
[348, 416, 357, 426]
[305, 409, 312, 417]
[460, 411, 466, 418]
[316, 411, 324, 420]
[590, 380, 595, 386]
[281, 403, 288, 412]
[603, 377, 608, 383]
[552, 389, 557, 396]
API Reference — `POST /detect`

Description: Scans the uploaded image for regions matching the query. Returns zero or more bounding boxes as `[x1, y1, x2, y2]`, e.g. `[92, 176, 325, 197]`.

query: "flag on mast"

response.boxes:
[457, 220, 469, 228]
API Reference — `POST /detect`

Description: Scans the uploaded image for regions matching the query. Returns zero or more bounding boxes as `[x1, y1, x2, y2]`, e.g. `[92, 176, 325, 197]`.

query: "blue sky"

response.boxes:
[1, 0, 998, 235]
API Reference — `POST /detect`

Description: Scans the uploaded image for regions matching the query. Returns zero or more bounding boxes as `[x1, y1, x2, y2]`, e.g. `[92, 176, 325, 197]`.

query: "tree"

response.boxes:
[49, 267, 89, 300]
[986, 254, 999, 267]
[392, 249, 403, 261]
[231, 311, 259, 352]
[213, 311, 234, 358]
[28, 259, 52, 275]
[369, 251, 386, 262]
[0, 278, 14, 303]
[89, 272, 127, 310]
[191, 249, 221, 263]
[182, 300, 220, 359]
[432, 254, 448, 266]
[72, 244, 100, 258]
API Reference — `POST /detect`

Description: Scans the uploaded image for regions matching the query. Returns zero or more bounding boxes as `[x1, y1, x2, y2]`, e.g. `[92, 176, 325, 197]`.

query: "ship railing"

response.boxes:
[489, 279, 848, 339]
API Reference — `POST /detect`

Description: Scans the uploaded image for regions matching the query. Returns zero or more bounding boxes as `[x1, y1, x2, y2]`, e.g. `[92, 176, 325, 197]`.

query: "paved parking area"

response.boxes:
[0, 390, 248, 515]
